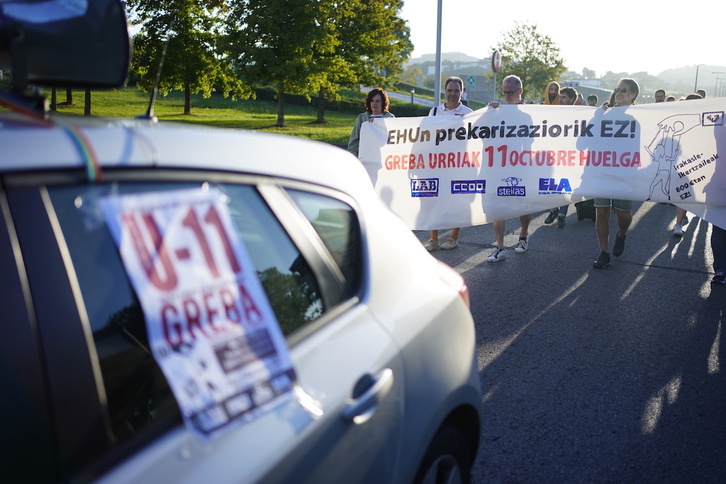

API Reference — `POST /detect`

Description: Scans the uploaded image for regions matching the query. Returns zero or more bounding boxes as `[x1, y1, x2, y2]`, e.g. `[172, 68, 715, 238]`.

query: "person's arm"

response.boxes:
[347, 113, 365, 156]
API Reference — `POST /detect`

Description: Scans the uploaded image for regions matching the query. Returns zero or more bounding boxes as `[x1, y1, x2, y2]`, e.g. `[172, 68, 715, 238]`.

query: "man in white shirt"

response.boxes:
[486, 75, 533, 262]
[423, 76, 473, 251]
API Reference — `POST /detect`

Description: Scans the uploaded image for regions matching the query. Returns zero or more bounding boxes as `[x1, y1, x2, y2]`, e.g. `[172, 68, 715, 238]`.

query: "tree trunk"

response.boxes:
[66, 87, 73, 106]
[275, 81, 285, 127]
[315, 87, 326, 124]
[184, 82, 191, 115]
[50, 87, 57, 111]
[84, 89, 91, 116]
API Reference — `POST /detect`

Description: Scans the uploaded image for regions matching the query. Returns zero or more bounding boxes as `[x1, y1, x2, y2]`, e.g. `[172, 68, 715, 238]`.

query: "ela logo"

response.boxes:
[538, 178, 573, 194]
[451, 180, 486, 194]
[411, 178, 439, 197]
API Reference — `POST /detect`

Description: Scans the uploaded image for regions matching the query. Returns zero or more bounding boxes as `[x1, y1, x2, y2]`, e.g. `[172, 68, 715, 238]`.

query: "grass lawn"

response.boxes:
[41, 87, 420, 146]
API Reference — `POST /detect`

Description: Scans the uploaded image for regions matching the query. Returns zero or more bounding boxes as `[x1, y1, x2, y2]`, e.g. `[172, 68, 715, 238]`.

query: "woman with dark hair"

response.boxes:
[347, 88, 394, 157]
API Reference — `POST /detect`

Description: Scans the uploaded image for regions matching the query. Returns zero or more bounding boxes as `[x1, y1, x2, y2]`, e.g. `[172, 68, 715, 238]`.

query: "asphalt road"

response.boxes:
[415, 202, 726, 483]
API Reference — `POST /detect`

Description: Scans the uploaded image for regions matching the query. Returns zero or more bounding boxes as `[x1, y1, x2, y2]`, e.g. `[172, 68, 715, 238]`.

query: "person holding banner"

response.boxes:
[487, 75, 533, 262]
[423, 76, 473, 251]
[545, 86, 579, 228]
[348, 88, 395, 158]
[592, 78, 640, 269]
[670, 92, 705, 237]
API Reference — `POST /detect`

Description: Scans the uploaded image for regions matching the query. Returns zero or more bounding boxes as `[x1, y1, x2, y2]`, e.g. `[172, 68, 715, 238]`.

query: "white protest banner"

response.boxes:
[359, 99, 726, 230]
[101, 187, 296, 439]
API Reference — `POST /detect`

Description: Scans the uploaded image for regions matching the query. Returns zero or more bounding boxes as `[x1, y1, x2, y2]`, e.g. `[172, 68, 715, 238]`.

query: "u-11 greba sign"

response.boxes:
[359, 99, 726, 230]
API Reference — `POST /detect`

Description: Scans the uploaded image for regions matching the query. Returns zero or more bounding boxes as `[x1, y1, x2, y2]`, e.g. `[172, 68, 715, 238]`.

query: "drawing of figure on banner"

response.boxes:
[646, 113, 700, 201]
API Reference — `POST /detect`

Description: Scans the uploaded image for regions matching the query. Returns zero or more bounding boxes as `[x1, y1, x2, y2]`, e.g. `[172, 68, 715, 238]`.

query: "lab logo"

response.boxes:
[451, 179, 486, 194]
[703, 111, 724, 126]
[538, 178, 573, 195]
[497, 177, 526, 197]
[411, 178, 439, 197]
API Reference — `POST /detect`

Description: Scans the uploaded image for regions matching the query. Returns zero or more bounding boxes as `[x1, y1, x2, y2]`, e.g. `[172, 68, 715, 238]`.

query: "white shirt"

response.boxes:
[428, 102, 473, 117]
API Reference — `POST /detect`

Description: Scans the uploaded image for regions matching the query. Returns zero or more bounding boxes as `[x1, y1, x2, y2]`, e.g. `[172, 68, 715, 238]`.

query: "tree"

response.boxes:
[225, 0, 338, 127]
[312, 0, 412, 123]
[256, 267, 321, 335]
[400, 64, 424, 86]
[493, 23, 566, 102]
[582, 67, 596, 79]
[127, 0, 252, 115]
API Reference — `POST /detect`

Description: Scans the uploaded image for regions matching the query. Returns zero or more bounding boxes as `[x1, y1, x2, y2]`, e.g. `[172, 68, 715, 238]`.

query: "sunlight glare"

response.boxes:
[708, 320, 722, 375]
[641, 375, 682, 434]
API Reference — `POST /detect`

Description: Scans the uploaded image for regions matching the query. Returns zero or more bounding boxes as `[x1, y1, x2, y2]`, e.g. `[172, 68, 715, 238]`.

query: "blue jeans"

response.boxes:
[549, 206, 569, 216]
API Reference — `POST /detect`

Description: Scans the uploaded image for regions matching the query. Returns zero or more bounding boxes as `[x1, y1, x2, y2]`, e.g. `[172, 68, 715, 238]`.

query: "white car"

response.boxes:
[0, 1, 482, 483]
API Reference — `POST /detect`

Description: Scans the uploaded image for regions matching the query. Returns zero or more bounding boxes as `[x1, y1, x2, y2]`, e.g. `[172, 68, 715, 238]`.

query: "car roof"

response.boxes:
[0, 112, 375, 201]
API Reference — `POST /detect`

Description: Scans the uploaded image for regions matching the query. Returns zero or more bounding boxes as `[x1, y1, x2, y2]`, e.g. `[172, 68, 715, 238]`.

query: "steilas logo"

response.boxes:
[497, 177, 526, 197]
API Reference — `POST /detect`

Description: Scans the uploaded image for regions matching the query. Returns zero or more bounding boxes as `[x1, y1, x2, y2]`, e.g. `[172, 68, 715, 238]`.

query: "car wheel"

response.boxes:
[413, 423, 473, 484]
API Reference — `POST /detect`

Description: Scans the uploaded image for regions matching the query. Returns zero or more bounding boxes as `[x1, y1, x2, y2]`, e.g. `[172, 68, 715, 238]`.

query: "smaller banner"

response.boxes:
[101, 187, 296, 439]
[359, 99, 726, 230]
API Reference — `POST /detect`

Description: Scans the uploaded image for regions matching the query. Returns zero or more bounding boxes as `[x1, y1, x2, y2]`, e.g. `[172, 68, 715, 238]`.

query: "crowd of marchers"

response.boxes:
[346, 77, 725, 285]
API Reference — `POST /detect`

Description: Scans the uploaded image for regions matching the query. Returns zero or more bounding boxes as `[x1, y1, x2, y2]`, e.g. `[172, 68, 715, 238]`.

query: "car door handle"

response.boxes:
[341, 368, 394, 424]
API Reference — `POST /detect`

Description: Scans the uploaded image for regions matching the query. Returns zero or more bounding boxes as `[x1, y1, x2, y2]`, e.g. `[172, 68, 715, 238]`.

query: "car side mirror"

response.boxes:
[0, 0, 131, 91]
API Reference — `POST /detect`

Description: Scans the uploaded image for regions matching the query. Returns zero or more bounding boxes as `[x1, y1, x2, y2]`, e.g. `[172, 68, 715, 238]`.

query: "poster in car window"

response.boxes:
[101, 187, 296, 439]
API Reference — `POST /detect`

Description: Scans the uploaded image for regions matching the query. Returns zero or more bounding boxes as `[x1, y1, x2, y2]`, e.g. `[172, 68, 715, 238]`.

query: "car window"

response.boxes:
[286, 189, 362, 300]
[46, 180, 329, 457]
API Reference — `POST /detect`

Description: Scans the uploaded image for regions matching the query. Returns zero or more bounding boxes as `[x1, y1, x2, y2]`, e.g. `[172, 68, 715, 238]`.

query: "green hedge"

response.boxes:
[254, 87, 430, 117]
[395, 82, 434, 98]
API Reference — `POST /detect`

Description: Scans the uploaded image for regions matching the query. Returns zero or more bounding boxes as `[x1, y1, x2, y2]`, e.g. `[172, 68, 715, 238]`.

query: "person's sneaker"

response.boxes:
[514, 236, 528, 253]
[440, 238, 458, 250]
[712, 272, 726, 284]
[612, 233, 626, 257]
[544, 210, 558, 224]
[487, 247, 506, 262]
[423, 239, 439, 251]
[557, 216, 566, 228]
[593, 251, 611, 269]
[672, 224, 684, 237]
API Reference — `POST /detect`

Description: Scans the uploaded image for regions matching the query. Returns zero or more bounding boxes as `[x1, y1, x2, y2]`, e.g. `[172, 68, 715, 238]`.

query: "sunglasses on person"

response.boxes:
[614, 88, 629, 93]
[501, 89, 518, 95]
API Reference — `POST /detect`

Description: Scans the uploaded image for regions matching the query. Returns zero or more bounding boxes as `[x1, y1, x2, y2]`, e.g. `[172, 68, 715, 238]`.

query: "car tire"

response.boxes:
[413, 423, 473, 484]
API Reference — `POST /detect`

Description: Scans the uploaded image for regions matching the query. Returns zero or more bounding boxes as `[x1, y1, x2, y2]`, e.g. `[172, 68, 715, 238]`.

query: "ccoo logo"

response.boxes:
[452, 180, 486, 194]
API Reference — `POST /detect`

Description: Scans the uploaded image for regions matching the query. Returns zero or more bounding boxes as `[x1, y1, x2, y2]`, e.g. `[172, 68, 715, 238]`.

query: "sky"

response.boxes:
[400, 0, 725, 77]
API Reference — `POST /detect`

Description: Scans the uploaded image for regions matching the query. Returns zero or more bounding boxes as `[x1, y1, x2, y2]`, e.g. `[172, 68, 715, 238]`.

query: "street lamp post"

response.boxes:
[712, 72, 724, 97]
[433, 0, 442, 108]
[694, 64, 702, 92]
